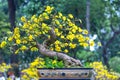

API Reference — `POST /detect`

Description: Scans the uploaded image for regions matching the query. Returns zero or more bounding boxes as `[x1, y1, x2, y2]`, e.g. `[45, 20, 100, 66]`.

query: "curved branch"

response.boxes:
[37, 42, 83, 67]
[105, 30, 120, 48]
[44, 28, 56, 46]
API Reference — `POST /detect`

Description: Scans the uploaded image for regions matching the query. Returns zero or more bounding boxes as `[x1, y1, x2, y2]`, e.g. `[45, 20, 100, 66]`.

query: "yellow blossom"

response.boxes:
[55, 20, 60, 25]
[55, 40, 60, 44]
[68, 14, 73, 19]
[45, 6, 54, 14]
[29, 35, 33, 41]
[65, 43, 68, 46]
[14, 27, 19, 34]
[83, 30, 88, 34]
[85, 37, 90, 41]
[69, 43, 76, 49]
[30, 61, 39, 67]
[0, 41, 7, 48]
[16, 39, 21, 44]
[89, 40, 95, 46]
[90, 62, 119, 80]
[55, 45, 61, 52]
[21, 16, 26, 22]
[52, 60, 57, 64]
[15, 49, 19, 54]
[78, 28, 83, 32]
[50, 47, 54, 51]
[33, 18, 38, 23]
[64, 49, 68, 53]
[98, 42, 102, 46]
[58, 12, 62, 18]
[31, 47, 38, 51]
[8, 37, 13, 41]
[22, 40, 27, 44]
[60, 35, 64, 39]
[62, 16, 66, 21]
[20, 45, 27, 51]
[83, 43, 88, 48]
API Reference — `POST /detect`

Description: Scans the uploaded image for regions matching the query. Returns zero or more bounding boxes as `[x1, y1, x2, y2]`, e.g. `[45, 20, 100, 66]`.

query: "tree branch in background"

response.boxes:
[86, 0, 90, 33]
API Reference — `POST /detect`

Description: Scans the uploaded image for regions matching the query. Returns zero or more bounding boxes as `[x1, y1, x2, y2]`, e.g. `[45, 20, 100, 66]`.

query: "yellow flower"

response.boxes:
[22, 40, 27, 44]
[83, 43, 88, 48]
[15, 49, 19, 54]
[14, 34, 20, 39]
[16, 39, 21, 44]
[55, 20, 60, 25]
[78, 35, 85, 42]
[71, 29, 76, 33]
[62, 16, 66, 21]
[85, 37, 90, 41]
[58, 12, 63, 18]
[52, 60, 57, 64]
[42, 23, 47, 28]
[89, 40, 95, 47]
[29, 35, 33, 41]
[69, 43, 76, 49]
[90, 62, 119, 80]
[0, 41, 7, 48]
[78, 28, 83, 32]
[50, 47, 54, 51]
[22, 23, 28, 29]
[55, 28, 59, 33]
[60, 35, 64, 39]
[64, 49, 68, 53]
[98, 42, 102, 46]
[14, 27, 19, 34]
[22, 75, 28, 79]
[55, 45, 61, 51]
[55, 40, 60, 45]
[43, 12, 47, 16]
[45, 16, 49, 19]
[68, 14, 73, 19]
[33, 18, 38, 23]
[65, 43, 68, 46]
[31, 47, 38, 51]
[8, 37, 13, 41]
[21, 16, 26, 22]
[83, 30, 88, 34]
[20, 45, 27, 51]
[66, 34, 75, 41]
[45, 6, 54, 14]
[30, 61, 39, 67]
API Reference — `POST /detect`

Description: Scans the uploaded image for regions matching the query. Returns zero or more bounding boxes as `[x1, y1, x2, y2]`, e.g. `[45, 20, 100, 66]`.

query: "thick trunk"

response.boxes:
[102, 47, 109, 69]
[7, 0, 19, 77]
[86, 0, 90, 33]
[7, 0, 16, 31]
[37, 43, 82, 67]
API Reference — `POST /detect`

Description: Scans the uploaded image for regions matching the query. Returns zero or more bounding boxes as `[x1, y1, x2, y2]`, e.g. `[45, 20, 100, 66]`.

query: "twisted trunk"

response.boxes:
[37, 43, 82, 67]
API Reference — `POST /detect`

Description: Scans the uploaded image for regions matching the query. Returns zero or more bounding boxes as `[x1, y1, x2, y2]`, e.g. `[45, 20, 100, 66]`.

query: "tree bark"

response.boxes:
[7, 0, 16, 31]
[7, 0, 20, 77]
[102, 46, 109, 69]
[102, 29, 120, 69]
[37, 43, 82, 67]
[86, 0, 90, 33]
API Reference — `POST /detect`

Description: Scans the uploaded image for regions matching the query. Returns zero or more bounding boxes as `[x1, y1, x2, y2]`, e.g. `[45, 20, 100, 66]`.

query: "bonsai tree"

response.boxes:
[0, 6, 94, 67]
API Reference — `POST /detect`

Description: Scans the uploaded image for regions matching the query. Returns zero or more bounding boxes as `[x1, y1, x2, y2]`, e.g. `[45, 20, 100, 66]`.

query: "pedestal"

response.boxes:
[37, 68, 96, 80]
